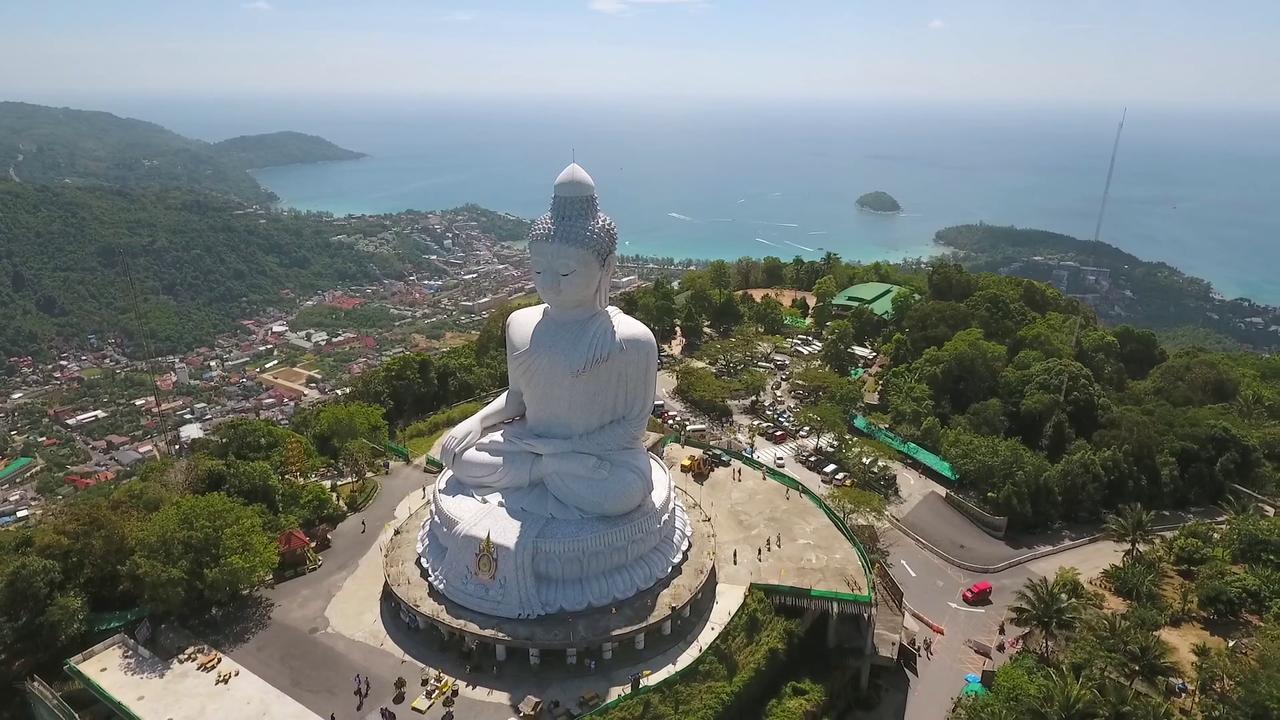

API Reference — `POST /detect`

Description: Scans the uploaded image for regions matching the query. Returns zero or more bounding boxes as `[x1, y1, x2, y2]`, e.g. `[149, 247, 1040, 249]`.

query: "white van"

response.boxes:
[821, 463, 839, 477]
[685, 424, 709, 437]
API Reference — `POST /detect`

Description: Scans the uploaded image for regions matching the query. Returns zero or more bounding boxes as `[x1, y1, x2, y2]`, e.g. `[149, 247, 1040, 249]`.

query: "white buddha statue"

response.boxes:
[418, 163, 690, 619]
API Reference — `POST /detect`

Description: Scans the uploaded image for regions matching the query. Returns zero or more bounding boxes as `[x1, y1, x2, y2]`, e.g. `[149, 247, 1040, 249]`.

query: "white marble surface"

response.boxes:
[419, 164, 690, 618]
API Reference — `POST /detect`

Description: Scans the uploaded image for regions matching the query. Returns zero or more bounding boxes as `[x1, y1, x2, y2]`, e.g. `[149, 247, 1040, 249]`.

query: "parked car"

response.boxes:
[798, 426, 812, 438]
[962, 581, 993, 605]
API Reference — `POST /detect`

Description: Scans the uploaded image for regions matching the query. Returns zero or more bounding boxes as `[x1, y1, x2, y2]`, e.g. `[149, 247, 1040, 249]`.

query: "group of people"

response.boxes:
[339, 674, 401, 718]
[908, 634, 935, 659]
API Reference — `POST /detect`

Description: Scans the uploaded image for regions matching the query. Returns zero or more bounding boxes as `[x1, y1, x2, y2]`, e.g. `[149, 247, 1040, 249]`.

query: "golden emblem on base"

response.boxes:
[474, 532, 497, 581]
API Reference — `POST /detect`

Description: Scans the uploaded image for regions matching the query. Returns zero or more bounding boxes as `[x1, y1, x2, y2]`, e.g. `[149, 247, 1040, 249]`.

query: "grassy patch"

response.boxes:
[398, 402, 484, 458]
[337, 477, 378, 511]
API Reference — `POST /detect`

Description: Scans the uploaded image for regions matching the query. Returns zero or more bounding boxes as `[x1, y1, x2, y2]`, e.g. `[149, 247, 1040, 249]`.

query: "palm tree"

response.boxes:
[1103, 504, 1158, 558]
[1217, 492, 1257, 518]
[1029, 670, 1100, 720]
[1121, 632, 1178, 689]
[1010, 576, 1083, 656]
[1189, 641, 1217, 715]
[1097, 683, 1177, 720]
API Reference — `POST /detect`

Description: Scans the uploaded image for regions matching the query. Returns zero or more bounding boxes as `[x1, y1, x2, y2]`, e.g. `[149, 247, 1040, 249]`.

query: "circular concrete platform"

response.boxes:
[383, 486, 717, 653]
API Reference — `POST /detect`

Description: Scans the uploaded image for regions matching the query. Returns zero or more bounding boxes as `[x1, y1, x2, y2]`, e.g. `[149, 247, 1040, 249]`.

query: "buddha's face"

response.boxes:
[530, 242, 605, 311]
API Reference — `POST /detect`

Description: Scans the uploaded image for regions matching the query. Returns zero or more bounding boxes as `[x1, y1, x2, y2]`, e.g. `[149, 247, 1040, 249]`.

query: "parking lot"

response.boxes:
[654, 340, 901, 504]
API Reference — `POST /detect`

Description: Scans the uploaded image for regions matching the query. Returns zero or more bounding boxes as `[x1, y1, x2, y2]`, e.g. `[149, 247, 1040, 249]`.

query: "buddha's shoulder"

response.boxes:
[610, 310, 657, 348]
[508, 304, 548, 325]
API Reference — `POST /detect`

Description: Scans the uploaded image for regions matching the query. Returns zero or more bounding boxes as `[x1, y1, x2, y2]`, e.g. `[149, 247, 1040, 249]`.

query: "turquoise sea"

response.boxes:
[117, 97, 1280, 304]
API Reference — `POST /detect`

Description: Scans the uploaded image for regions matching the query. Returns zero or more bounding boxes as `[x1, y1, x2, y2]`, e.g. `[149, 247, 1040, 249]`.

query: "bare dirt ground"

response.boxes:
[742, 287, 816, 310]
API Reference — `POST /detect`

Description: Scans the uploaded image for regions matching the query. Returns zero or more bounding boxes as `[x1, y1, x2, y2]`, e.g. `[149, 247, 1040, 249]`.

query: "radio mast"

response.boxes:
[1092, 108, 1126, 243]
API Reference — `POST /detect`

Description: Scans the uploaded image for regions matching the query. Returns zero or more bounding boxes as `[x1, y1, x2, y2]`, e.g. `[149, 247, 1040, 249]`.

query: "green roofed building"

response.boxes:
[830, 282, 912, 320]
[0, 456, 38, 486]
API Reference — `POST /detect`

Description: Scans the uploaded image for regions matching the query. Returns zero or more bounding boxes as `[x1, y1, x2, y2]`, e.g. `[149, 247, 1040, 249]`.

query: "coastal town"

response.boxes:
[0, 206, 587, 524]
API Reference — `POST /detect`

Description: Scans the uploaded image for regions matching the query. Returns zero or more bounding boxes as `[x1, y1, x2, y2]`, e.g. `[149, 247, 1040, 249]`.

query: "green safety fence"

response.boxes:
[385, 442, 411, 462]
[850, 414, 957, 482]
[63, 661, 143, 720]
[85, 607, 146, 634]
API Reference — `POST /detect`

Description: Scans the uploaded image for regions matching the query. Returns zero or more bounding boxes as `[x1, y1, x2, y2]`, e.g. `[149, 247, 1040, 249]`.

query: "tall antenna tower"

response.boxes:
[119, 249, 173, 453]
[1092, 108, 1127, 243]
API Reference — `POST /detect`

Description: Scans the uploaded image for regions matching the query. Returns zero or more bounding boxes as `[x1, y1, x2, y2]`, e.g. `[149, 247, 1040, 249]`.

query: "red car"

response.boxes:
[962, 580, 993, 605]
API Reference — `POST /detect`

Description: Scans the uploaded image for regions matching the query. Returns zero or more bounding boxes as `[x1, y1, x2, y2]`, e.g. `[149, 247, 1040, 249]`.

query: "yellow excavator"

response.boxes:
[679, 454, 712, 478]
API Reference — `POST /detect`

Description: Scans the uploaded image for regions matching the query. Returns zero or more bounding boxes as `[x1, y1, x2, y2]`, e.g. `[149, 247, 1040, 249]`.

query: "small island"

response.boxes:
[855, 190, 902, 214]
[212, 131, 366, 170]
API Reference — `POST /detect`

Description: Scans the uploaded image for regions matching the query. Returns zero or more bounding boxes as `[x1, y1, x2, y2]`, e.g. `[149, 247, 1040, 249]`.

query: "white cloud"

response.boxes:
[242, 1, 273, 11]
[589, 0, 705, 15]
[589, 0, 629, 13]
[446, 10, 475, 22]
[928, 18, 945, 30]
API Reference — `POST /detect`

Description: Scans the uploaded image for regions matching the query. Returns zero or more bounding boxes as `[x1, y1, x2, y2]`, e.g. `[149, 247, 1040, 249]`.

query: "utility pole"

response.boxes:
[1092, 108, 1127, 243]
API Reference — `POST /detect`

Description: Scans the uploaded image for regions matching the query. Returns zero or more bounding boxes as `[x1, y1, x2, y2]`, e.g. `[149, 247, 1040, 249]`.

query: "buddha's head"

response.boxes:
[527, 163, 618, 312]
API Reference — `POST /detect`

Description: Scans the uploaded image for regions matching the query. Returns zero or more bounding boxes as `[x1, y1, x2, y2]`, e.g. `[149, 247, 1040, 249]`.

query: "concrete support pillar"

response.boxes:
[661, 618, 672, 636]
[859, 616, 874, 691]
[529, 648, 541, 667]
[566, 648, 578, 665]
[633, 632, 646, 651]
[601, 642, 613, 660]
[494, 643, 507, 662]
[681, 604, 691, 618]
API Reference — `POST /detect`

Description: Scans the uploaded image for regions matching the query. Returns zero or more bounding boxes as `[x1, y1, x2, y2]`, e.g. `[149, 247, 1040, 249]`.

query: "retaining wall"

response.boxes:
[942, 491, 1009, 538]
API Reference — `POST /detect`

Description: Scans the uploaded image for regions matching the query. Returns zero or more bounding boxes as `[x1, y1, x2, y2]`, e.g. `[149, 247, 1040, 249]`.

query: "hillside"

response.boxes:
[935, 223, 1279, 352]
[212, 131, 366, 170]
[0, 101, 274, 203]
[0, 182, 396, 357]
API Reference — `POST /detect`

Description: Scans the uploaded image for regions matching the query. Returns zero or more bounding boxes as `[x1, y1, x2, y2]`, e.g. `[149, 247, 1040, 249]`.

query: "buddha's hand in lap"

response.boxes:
[538, 452, 611, 481]
[441, 417, 485, 467]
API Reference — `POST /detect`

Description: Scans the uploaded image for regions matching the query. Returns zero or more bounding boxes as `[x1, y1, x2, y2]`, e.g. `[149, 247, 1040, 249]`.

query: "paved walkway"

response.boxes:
[227, 461, 515, 720]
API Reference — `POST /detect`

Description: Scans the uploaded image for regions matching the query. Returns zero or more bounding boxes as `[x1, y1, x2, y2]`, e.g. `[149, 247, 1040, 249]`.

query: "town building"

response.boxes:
[830, 282, 913, 320]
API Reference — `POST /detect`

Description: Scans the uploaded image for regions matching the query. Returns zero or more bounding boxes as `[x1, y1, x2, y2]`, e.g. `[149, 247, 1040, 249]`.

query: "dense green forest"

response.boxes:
[0, 182, 394, 357]
[876, 264, 1278, 529]
[0, 101, 273, 203]
[212, 131, 365, 170]
[936, 223, 1277, 351]
[615, 255, 1278, 530]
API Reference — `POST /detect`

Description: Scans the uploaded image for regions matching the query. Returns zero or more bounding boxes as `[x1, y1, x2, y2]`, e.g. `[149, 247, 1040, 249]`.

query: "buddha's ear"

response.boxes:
[598, 254, 617, 308]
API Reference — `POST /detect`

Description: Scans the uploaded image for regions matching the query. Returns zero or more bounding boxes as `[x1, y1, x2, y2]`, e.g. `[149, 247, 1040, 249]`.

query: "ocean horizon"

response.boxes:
[81, 96, 1280, 304]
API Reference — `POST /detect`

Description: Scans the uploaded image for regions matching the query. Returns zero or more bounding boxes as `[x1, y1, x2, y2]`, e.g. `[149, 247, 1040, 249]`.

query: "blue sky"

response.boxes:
[3, 1, 1279, 107]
